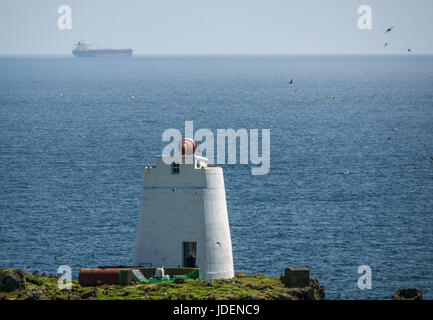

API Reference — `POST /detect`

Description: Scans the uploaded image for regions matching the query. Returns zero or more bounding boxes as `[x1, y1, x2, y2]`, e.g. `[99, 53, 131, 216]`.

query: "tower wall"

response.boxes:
[203, 168, 234, 278]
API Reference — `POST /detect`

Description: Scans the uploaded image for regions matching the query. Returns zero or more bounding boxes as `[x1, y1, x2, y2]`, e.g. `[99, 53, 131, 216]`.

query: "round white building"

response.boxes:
[134, 145, 234, 279]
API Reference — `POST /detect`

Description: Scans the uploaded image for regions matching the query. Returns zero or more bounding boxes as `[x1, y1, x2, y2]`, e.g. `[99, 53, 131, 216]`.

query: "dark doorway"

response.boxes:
[183, 242, 197, 268]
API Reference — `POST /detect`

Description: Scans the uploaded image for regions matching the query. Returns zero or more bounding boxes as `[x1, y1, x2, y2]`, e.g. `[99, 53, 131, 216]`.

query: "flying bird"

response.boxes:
[216, 242, 221, 246]
[384, 42, 389, 48]
[408, 49, 412, 54]
[328, 95, 335, 100]
[385, 26, 394, 33]
[288, 79, 294, 85]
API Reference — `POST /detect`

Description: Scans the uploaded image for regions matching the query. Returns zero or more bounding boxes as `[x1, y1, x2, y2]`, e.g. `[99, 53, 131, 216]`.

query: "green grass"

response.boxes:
[1, 271, 323, 300]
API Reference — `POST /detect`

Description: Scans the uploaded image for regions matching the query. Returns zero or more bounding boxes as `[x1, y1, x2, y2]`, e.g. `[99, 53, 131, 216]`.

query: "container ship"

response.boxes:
[72, 41, 133, 58]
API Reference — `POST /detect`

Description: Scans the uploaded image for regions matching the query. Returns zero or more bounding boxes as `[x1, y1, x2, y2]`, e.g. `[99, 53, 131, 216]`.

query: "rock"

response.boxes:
[202, 279, 214, 287]
[68, 294, 81, 300]
[80, 289, 97, 299]
[0, 268, 26, 292]
[281, 267, 310, 288]
[178, 293, 189, 300]
[240, 292, 260, 300]
[218, 279, 234, 284]
[173, 277, 186, 284]
[309, 278, 326, 300]
[246, 283, 268, 290]
[392, 287, 422, 300]
[234, 272, 248, 278]
[284, 290, 303, 300]
[23, 288, 49, 300]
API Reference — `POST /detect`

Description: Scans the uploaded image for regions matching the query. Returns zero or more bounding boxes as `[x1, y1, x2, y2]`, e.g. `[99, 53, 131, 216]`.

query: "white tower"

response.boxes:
[134, 139, 234, 279]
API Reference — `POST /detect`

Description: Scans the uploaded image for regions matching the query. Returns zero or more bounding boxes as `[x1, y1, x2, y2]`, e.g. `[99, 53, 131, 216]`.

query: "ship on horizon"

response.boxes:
[72, 41, 133, 58]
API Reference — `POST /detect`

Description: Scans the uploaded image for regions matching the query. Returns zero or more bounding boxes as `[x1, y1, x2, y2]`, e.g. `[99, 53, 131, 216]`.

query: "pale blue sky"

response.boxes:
[0, 0, 432, 55]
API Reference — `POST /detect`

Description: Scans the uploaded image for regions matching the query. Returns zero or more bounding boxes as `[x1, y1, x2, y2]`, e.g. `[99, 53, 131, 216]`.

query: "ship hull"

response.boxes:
[72, 49, 133, 58]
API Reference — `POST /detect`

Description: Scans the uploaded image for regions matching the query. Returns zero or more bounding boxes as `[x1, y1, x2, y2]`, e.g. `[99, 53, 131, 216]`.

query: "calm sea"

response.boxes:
[0, 55, 432, 299]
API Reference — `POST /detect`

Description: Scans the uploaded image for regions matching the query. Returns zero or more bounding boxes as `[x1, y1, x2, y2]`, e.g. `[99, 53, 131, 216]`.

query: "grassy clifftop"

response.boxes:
[0, 269, 325, 300]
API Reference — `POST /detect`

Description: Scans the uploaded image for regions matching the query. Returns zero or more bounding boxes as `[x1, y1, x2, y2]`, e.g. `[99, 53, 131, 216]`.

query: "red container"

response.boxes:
[78, 268, 121, 287]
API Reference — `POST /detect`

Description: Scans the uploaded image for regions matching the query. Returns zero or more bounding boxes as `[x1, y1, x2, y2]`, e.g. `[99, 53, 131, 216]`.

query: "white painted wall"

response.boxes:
[134, 155, 234, 279]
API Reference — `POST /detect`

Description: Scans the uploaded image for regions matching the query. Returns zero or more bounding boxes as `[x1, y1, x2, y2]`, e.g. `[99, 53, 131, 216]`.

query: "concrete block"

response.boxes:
[282, 267, 310, 288]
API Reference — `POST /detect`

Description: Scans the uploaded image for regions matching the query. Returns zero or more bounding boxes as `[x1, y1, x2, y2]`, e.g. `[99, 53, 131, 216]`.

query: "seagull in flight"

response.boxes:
[288, 79, 294, 85]
[385, 26, 394, 33]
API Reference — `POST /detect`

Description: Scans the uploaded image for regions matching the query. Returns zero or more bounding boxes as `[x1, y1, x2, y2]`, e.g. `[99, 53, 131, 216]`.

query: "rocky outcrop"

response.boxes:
[392, 287, 422, 300]
[4, 268, 424, 301]
[278, 268, 325, 300]
[0, 268, 327, 300]
[280, 278, 325, 300]
[0, 268, 26, 292]
[308, 278, 326, 300]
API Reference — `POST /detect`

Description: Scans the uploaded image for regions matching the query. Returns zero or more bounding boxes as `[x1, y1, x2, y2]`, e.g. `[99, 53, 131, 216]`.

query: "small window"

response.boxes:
[171, 162, 180, 175]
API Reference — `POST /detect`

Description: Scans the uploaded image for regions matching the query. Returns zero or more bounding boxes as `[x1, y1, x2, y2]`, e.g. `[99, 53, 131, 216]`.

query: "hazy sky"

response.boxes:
[1, 0, 432, 55]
